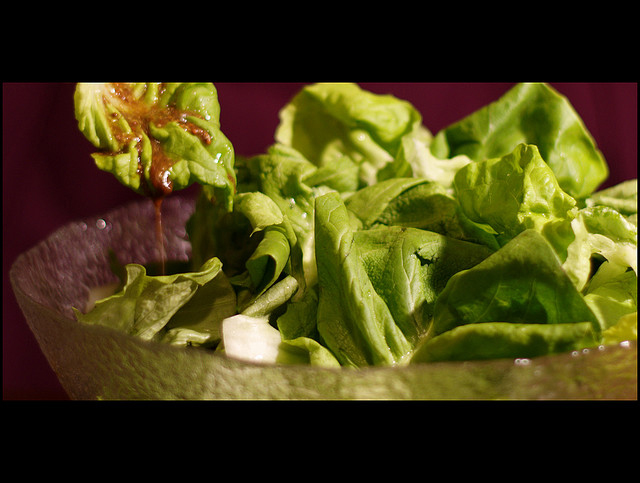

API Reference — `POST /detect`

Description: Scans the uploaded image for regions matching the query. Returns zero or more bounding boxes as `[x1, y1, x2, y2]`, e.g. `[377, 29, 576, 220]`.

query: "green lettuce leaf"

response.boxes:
[580, 205, 638, 275]
[430, 82, 609, 199]
[382, 133, 472, 189]
[275, 82, 430, 187]
[243, 144, 337, 290]
[429, 230, 601, 338]
[411, 321, 598, 363]
[233, 191, 296, 299]
[74, 257, 235, 347]
[276, 285, 320, 341]
[354, 226, 494, 345]
[601, 312, 637, 345]
[186, 191, 261, 276]
[314, 191, 413, 366]
[585, 179, 637, 218]
[560, 197, 638, 294]
[345, 177, 432, 229]
[187, 188, 303, 309]
[452, 143, 578, 248]
[240, 275, 299, 318]
[584, 264, 637, 331]
[161, 264, 237, 347]
[345, 177, 480, 242]
[74, 82, 236, 209]
[412, 229, 603, 362]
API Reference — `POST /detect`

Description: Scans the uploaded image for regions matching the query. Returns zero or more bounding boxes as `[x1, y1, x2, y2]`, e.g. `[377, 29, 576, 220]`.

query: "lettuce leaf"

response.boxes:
[74, 257, 235, 347]
[453, 143, 578, 248]
[74, 82, 236, 209]
[429, 230, 601, 337]
[451, 142, 601, 288]
[412, 230, 603, 362]
[355, 226, 493, 345]
[430, 82, 609, 199]
[383, 134, 472, 189]
[411, 322, 598, 363]
[586, 179, 637, 218]
[233, 192, 295, 298]
[314, 191, 413, 366]
[580, 205, 638, 275]
[244, 144, 330, 291]
[345, 177, 486, 243]
[275, 82, 430, 187]
[601, 312, 637, 345]
[584, 264, 637, 331]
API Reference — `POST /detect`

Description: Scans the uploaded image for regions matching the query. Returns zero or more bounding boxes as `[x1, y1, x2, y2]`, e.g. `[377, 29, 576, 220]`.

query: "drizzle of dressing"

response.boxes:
[101, 83, 213, 274]
[153, 197, 166, 275]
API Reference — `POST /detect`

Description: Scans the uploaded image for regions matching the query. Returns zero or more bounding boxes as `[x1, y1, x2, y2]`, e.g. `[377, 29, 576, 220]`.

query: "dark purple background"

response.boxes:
[3, 82, 637, 400]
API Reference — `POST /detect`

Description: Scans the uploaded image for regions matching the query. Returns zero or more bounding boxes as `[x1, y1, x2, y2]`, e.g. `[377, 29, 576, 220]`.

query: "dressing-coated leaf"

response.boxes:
[75, 83, 236, 208]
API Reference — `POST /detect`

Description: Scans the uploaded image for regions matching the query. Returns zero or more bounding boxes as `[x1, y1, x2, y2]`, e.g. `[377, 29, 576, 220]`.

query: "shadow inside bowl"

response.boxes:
[10, 196, 638, 400]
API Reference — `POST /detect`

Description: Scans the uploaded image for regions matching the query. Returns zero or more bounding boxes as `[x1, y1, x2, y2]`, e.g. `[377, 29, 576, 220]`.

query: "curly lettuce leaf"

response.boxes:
[74, 82, 236, 209]
[241, 144, 339, 291]
[584, 263, 637, 331]
[430, 82, 609, 199]
[385, 134, 472, 189]
[233, 192, 295, 298]
[345, 177, 431, 229]
[556, 184, 637, 292]
[580, 205, 638, 274]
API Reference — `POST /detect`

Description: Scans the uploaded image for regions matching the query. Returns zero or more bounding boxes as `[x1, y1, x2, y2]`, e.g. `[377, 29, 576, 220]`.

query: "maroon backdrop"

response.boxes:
[3, 82, 637, 400]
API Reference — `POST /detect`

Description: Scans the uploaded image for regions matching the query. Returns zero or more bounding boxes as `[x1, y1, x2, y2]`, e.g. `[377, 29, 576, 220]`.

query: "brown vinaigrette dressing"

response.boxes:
[104, 83, 213, 275]
[154, 197, 166, 275]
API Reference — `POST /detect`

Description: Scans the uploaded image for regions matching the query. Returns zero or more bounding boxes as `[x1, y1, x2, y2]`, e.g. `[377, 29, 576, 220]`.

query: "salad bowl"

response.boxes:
[11, 195, 637, 400]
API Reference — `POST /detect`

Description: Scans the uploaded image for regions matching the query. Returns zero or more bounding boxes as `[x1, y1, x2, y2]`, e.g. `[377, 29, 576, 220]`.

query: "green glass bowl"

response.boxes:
[10, 196, 637, 400]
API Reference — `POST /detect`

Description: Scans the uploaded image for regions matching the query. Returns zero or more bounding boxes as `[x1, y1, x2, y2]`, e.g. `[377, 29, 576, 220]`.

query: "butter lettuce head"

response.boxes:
[76, 82, 636, 370]
[74, 82, 236, 209]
